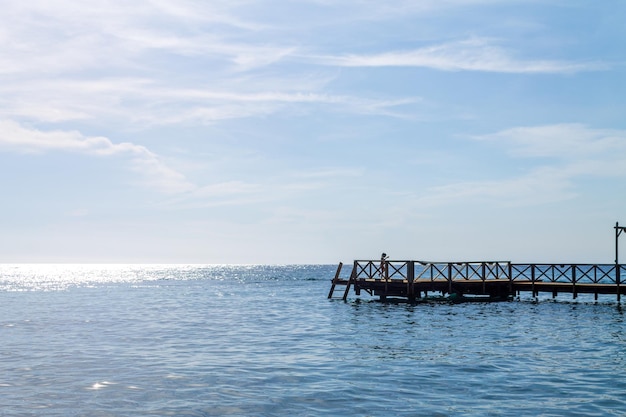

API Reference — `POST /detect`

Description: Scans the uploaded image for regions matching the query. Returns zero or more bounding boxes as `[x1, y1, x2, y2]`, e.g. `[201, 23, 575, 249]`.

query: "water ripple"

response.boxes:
[1, 265, 626, 415]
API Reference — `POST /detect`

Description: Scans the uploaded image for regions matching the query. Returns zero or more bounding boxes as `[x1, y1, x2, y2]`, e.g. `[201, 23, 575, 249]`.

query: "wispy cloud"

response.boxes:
[0, 1, 290, 75]
[291, 167, 365, 179]
[474, 123, 626, 161]
[0, 77, 418, 125]
[0, 120, 194, 193]
[0, 1, 430, 128]
[311, 38, 606, 74]
[417, 166, 577, 208]
[416, 124, 626, 207]
[158, 165, 367, 210]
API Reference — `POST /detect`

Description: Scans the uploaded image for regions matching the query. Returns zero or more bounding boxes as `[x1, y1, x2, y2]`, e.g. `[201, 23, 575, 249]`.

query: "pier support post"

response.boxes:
[407, 261, 415, 301]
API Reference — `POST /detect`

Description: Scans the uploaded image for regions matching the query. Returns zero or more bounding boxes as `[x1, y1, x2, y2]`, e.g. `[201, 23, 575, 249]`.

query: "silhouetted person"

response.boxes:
[380, 252, 389, 280]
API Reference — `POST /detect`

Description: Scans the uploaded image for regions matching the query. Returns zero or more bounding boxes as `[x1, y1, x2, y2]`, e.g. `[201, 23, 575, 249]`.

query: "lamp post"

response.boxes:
[616, 222, 626, 302]
[617, 222, 626, 265]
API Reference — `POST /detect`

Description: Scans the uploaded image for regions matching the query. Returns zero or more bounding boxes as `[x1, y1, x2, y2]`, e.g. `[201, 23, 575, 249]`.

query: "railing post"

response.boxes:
[594, 264, 598, 301]
[572, 265, 577, 299]
[617, 264, 621, 303]
[408, 261, 415, 301]
[448, 263, 453, 295]
[481, 262, 486, 295]
[617, 223, 621, 300]
[531, 264, 536, 298]
[508, 262, 513, 296]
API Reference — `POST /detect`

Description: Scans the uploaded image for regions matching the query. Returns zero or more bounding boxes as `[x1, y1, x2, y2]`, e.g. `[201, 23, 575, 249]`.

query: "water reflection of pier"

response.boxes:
[328, 260, 626, 303]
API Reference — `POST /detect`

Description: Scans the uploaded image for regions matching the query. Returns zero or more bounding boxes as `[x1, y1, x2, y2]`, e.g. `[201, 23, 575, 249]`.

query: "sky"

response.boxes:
[1, 0, 625, 264]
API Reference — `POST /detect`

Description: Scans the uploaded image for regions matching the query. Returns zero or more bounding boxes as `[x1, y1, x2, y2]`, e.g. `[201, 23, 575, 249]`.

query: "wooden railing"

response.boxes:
[509, 264, 620, 285]
[351, 260, 624, 285]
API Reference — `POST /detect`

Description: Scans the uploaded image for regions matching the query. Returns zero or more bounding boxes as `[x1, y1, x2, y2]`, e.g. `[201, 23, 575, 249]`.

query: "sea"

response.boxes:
[1, 264, 626, 416]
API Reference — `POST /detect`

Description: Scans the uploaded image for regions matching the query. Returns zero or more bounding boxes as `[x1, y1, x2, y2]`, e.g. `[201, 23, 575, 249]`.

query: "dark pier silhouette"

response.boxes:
[328, 223, 626, 303]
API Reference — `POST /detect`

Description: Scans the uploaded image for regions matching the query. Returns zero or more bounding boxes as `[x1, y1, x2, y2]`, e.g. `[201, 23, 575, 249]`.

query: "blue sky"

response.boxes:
[1, 0, 625, 264]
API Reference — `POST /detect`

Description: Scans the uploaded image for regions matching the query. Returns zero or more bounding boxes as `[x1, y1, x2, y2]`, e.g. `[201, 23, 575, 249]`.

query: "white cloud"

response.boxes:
[312, 38, 606, 74]
[0, 120, 194, 194]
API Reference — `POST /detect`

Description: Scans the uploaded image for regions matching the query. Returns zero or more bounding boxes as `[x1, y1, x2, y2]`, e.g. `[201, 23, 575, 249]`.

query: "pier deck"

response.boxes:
[328, 260, 626, 302]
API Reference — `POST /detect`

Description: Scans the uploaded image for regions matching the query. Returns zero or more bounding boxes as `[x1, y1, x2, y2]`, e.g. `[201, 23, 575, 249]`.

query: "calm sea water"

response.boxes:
[1, 264, 626, 416]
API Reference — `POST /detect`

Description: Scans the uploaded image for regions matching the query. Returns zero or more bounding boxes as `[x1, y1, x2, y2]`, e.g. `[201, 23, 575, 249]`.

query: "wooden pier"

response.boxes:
[328, 260, 626, 303]
[330, 224, 626, 303]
